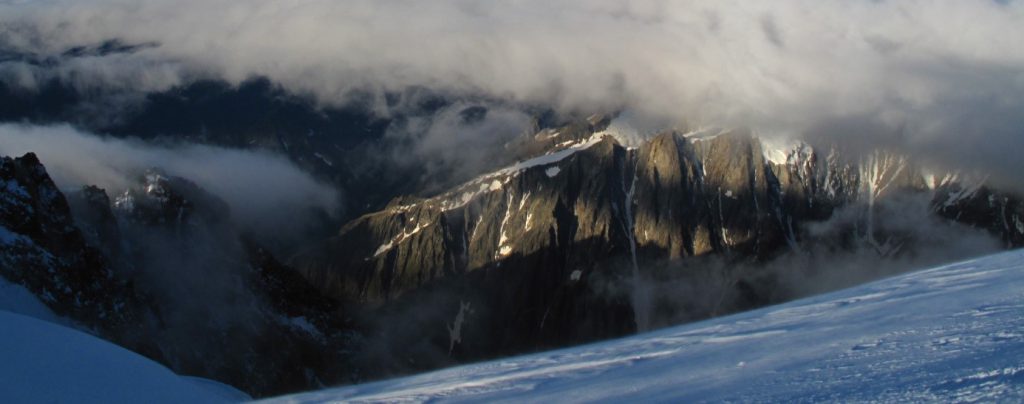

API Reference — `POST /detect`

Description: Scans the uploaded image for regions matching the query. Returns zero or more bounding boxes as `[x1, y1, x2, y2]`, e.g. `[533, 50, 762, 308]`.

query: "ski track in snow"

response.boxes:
[265, 250, 1024, 403]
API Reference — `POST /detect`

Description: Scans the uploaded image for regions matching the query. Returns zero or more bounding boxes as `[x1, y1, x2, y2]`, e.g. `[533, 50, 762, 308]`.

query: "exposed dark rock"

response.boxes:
[66, 185, 126, 267]
[0, 153, 149, 343]
[0, 155, 356, 397]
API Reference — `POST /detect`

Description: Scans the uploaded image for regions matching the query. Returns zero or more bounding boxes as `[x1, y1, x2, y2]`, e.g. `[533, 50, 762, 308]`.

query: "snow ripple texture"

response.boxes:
[266, 250, 1024, 403]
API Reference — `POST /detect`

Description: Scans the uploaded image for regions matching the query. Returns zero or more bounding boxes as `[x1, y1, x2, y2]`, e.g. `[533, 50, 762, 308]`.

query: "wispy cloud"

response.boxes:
[0, 123, 340, 242]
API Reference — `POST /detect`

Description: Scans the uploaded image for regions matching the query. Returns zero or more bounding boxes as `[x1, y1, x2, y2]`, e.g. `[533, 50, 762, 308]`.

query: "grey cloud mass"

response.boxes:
[2, 0, 1023, 185]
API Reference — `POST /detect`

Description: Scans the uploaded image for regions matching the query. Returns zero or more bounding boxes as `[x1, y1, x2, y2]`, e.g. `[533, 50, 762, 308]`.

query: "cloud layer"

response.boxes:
[0, 123, 340, 243]
[2, 0, 1023, 184]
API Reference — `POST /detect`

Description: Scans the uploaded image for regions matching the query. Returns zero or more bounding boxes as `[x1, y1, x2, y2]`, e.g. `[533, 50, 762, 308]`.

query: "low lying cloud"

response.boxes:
[0, 123, 340, 244]
[382, 102, 534, 191]
[632, 193, 1002, 330]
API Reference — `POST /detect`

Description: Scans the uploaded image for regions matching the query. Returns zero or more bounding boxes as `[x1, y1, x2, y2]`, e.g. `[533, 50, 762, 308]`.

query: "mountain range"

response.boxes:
[2, 94, 1021, 396]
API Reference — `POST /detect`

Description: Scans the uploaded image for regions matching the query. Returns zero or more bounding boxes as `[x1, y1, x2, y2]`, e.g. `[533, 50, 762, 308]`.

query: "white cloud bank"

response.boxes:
[1, 0, 1023, 184]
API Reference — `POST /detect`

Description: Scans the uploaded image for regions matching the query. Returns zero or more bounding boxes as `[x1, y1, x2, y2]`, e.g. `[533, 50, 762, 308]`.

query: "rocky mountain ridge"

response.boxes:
[1, 116, 1020, 396]
[295, 122, 1020, 300]
[290, 119, 1021, 367]
[0, 153, 147, 338]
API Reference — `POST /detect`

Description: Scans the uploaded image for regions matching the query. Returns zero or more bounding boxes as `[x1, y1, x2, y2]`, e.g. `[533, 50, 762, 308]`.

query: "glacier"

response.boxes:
[265, 250, 1024, 403]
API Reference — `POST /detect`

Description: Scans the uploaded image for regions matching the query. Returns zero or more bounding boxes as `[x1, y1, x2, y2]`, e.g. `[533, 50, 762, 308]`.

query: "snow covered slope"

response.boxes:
[266, 250, 1024, 403]
[0, 309, 249, 403]
[0, 276, 72, 327]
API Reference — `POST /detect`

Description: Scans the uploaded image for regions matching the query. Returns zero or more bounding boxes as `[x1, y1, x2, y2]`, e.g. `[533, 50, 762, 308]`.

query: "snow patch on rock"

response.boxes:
[373, 222, 425, 257]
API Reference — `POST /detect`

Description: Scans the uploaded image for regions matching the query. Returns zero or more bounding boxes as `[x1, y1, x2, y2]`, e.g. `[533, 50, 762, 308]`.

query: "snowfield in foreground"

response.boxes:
[266, 250, 1024, 403]
[1, 250, 1021, 403]
[0, 283, 249, 403]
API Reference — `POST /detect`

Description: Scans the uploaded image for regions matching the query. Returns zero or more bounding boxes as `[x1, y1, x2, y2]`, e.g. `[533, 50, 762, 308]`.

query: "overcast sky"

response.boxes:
[1, 0, 1023, 186]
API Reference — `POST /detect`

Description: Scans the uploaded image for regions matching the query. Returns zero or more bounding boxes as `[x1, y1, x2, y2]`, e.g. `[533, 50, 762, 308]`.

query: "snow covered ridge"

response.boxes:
[386, 122, 986, 220]
[387, 131, 611, 215]
[370, 130, 612, 258]
[265, 250, 1024, 403]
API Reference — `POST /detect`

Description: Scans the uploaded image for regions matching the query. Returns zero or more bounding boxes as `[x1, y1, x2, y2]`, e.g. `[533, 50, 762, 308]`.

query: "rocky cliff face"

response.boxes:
[0, 154, 354, 397]
[291, 120, 1023, 370]
[632, 129, 786, 261]
[0, 153, 147, 339]
[929, 174, 1024, 248]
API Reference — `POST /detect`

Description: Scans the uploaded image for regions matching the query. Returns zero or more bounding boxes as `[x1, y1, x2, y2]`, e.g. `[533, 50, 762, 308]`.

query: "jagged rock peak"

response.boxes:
[113, 168, 230, 227]
[0, 152, 145, 336]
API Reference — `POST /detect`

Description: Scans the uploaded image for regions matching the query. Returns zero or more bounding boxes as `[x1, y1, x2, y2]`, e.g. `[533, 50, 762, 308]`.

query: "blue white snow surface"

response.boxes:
[267, 250, 1024, 403]
[2, 250, 1023, 403]
[0, 278, 249, 403]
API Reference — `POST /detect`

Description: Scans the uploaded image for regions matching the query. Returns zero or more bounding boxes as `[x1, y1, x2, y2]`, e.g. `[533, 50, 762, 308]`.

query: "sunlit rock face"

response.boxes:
[290, 117, 1023, 370]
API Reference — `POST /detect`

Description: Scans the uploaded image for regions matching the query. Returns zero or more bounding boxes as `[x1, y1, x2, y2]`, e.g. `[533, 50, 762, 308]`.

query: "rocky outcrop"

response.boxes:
[930, 174, 1024, 248]
[0, 153, 147, 339]
[0, 155, 354, 397]
[112, 169, 231, 228]
[632, 129, 788, 260]
[99, 168, 353, 397]
[66, 186, 123, 259]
